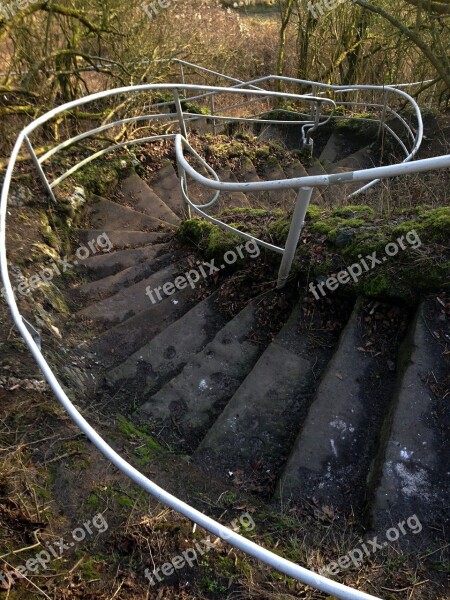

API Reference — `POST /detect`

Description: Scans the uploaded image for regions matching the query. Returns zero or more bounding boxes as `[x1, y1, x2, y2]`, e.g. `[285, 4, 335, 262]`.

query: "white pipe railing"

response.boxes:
[2, 74, 448, 600]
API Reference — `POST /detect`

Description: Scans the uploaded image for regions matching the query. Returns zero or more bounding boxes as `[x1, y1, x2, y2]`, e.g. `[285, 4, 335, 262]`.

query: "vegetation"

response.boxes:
[0, 1, 449, 600]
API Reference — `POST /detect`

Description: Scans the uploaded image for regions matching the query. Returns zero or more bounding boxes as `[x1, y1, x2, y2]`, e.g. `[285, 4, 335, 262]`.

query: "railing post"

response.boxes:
[173, 89, 188, 139]
[24, 135, 57, 204]
[180, 63, 186, 92]
[378, 89, 388, 138]
[276, 186, 313, 289]
[210, 95, 216, 135]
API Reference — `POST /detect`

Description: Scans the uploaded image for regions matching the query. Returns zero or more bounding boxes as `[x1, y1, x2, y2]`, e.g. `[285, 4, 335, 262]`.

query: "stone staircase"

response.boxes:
[66, 127, 448, 536]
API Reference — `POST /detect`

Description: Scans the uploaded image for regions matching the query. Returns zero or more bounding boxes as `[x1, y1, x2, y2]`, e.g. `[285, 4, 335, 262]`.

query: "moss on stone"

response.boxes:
[177, 218, 242, 259]
[74, 160, 120, 197]
[392, 206, 450, 242]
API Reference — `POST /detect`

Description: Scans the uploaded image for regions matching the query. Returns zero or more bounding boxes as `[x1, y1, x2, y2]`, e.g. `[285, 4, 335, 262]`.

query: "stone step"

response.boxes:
[89, 285, 197, 369]
[87, 198, 175, 232]
[372, 299, 450, 532]
[260, 157, 296, 210]
[284, 159, 308, 180]
[77, 243, 169, 280]
[120, 173, 180, 225]
[319, 130, 352, 166]
[215, 167, 250, 211]
[278, 301, 403, 513]
[77, 230, 168, 250]
[233, 157, 264, 208]
[77, 262, 180, 325]
[134, 294, 273, 452]
[106, 291, 226, 395]
[194, 301, 330, 485]
[235, 157, 260, 183]
[304, 159, 326, 205]
[147, 160, 184, 218]
[74, 250, 182, 303]
[331, 145, 376, 171]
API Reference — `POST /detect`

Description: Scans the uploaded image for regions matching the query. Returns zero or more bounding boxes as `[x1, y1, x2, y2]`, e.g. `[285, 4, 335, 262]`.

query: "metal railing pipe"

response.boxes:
[277, 187, 313, 288]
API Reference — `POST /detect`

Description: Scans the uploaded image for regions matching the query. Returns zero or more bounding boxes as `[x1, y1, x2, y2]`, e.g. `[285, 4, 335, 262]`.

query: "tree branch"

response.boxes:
[353, 0, 450, 90]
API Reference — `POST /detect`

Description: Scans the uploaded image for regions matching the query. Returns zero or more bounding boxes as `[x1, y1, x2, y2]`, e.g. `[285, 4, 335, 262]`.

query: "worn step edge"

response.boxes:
[105, 290, 225, 394]
[134, 293, 273, 452]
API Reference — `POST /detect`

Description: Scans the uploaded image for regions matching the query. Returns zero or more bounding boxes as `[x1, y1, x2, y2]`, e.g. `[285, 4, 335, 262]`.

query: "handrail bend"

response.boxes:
[1, 73, 449, 600]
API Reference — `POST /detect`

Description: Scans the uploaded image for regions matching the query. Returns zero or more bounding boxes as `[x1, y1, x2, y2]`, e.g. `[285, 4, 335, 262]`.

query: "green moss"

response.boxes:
[177, 218, 242, 259]
[332, 205, 375, 220]
[74, 160, 120, 197]
[87, 490, 102, 511]
[393, 207, 450, 242]
[362, 273, 390, 297]
[117, 416, 162, 465]
[118, 495, 134, 509]
[181, 101, 211, 115]
[306, 204, 324, 220]
[206, 138, 247, 159]
[268, 219, 290, 243]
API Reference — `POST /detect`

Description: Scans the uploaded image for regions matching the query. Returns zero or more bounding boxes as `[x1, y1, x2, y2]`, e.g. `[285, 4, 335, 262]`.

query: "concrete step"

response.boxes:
[260, 157, 296, 210]
[331, 145, 376, 171]
[78, 244, 169, 280]
[235, 157, 260, 183]
[87, 198, 175, 232]
[194, 301, 329, 485]
[372, 299, 450, 532]
[284, 159, 308, 180]
[120, 173, 180, 225]
[233, 157, 264, 208]
[147, 160, 184, 218]
[77, 262, 180, 325]
[134, 294, 273, 452]
[89, 284, 197, 368]
[77, 230, 168, 250]
[305, 159, 326, 206]
[278, 301, 403, 513]
[74, 250, 182, 303]
[215, 167, 250, 212]
[106, 291, 226, 395]
[319, 130, 352, 166]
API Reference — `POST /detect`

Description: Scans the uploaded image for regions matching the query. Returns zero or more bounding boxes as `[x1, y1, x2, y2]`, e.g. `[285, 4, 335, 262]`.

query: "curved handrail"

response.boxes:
[175, 134, 450, 192]
[2, 77, 449, 600]
[0, 81, 383, 600]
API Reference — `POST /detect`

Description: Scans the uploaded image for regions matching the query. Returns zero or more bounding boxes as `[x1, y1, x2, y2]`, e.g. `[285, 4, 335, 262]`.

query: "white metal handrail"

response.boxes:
[1, 76, 449, 600]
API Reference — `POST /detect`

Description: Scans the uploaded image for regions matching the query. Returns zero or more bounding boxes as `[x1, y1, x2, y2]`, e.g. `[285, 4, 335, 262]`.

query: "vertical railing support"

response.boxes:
[210, 95, 216, 135]
[24, 135, 57, 204]
[179, 63, 186, 94]
[173, 89, 188, 139]
[276, 186, 313, 289]
[378, 89, 388, 138]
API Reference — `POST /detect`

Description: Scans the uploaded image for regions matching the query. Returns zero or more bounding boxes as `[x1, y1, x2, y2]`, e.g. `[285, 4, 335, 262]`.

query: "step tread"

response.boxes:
[331, 145, 376, 171]
[135, 295, 270, 451]
[215, 167, 250, 211]
[106, 291, 225, 394]
[319, 130, 351, 165]
[120, 173, 180, 225]
[373, 299, 449, 527]
[278, 302, 402, 510]
[89, 285, 197, 368]
[77, 230, 168, 250]
[77, 262, 180, 325]
[75, 250, 181, 302]
[147, 160, 184, 217]
[78, 243, 169, 280]
[87, 198, 175, 232]
[260, 157, 296, 210]
[194, 302, 324, 482]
